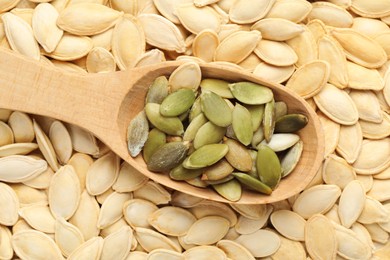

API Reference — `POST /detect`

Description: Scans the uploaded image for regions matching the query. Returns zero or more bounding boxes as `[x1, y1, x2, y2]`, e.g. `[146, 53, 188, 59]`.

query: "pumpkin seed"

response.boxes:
[183, 143, 228, 169]
[0, 182, 18, 226]
[229, 0, 275, 24]
[127, 111, 149, 158]
[202, 159, 233, 181]
[263, 99, 275, 142]
[0, 155, 47, 183]
[193, 121, 226, 149]
[338, 180, 366, 229]
[85, 47, 116, 73]
[145, 103, 184, 135]
[255, 39, 298, 66]
[353, 138, 390, 175]
[170, 164, 203, 181]
[147, 141, 189, 172]
[142, 128, 166, 164]
[169, 62, 202, 92]
[251, 17, 304, 41]
[0, 142, 38, 157]
[8, 111, 34, 144]
[275, 114, 308, 133]
[266, 0, 312, 23]
[308, 2, 353, 28]
[201, 90, 232, 127]
[49, 120, 72, 164]
[224, 138, 252, 172]
[229, 82, 273, 105]
[200, 78, 233, 99]
[45, 33, 93, 61]
[347, 61, 384, 91]
[216, 239, 255, 260]
[350, 90, 383, 123]
[183, 245, 227, 259]
[232, 172, 272, 195]
[133, 181, 171, 205]
[135, 227, 181, 252]
[280, 140, 303, 177]
[0, 225, 12, 260]
[256, 144, 281, 189]
[270, 210, 306, 241]
[98, 191, 133, 229]
[184, 216, 230, 245]
[260, 133, 299, 152]
[212, 179, 242, 202]
[67, 236, 104, 260]
[176, 3, 221, 34]
[55, 217, 84, 257]
[322, 154, 356, 189]
[160, 89, 196, 117]
[232, 103, 252, 146]
[350, 0, 390, 18]
[360, 111, 390, 139]
[145, 76, 169, 104]
[33, 119, 59, 171]
[123, 199, 158, 229]
[19, 204, 56, 233]
[286, 25, 318, 67]
[183, 113, 208, 142]
[336, 123, 362, 164]
[235, 229, 280, 258]
[192, 29, 219, 62]
[253, 62, 295, 84]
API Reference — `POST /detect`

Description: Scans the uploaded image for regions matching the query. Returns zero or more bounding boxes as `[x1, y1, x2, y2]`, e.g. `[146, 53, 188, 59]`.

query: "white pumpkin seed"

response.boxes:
[67, 124, 99, 156]
[183, 245, 226, 260]
[358, 196, 390, 224]
[308, 2, 353, 28]
[11, 183, 48, 206]
[8, 111, 34, 143]
[55, 217, 84, 257]
[19, 204, 55, 233]
[368, 179, 390, 202]
[347, 61, 384, 91]
[216, 240, 255, 260]
[285, 25, 317, 67]
[235, 229, 280, 258]
[234, 215, 267, 235]
[67, 152, 93, 191]
[338, 180, 366, 228]
[184, 216, 229, 245]
[86, 47, 116, 73]
[67, 236, 104, 260]
[133, 181, 171, 205]
[353, 138, 390, 175]
[123, 199, 158, 229]
[98, 191, 133, 229]
[0, 225, 12, 260]
[0, 155, 47, 183]
[254, 39, 298, 66]
[176, 3, 221, 34]
[251, 18, 303, 41]
[134, 48, 166, 67]
[135, 227, 181, 253]
[113, 162, 148, 192]
[270, 210, 306, 241]
[45, 33, 93, 61]
[322, 154, 356, 189]
[49, 120, 72, 164]
[168, 61, 201, 92]
[188, 200, 237, 227]
[266, 0, 312, 23]
[253, 62, 295, 84]
[101, 226, 132, 260]
[349, 90, 383, 123]
[0, 182, 19, 226]
[336, 123, 362, 164]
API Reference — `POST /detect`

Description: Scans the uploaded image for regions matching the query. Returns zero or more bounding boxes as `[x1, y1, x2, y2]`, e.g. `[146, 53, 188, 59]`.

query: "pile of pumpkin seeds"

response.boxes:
[2, 0, 390, 258]
[127, 62, 308, 201]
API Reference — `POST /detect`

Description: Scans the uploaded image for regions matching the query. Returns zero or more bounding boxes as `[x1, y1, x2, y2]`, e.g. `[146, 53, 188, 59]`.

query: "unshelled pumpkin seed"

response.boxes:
[127, 110, 149, 157]
[147, 141, 189, 172]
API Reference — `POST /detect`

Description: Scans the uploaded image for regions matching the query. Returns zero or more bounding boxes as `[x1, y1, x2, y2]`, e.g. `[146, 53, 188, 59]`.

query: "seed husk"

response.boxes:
[147, 141, 189, 172]
[183, 144, 229, 169]
[263, 99, 275, 143]
[145, 76, 169, 104]
[169, 62, 202, 92]
[256, 144, 281, 189]
[232, 172, 272, 195]
[229, 82, 273, 105]
[193, 121, 226, 149]
[127, 110, 149, 157]
[275, 113, 308, 133]
[160, 89, 196, 117]
[200, 78, 234, 99]
[169, 164, 203, 181]
[142, 128, 166, 164]
[224, 138, 252, 172]
[201, 90, 232, 127]
[145, 103, 184, 136]
[212, 179, 242, 202]
[232, 104, 253, 146]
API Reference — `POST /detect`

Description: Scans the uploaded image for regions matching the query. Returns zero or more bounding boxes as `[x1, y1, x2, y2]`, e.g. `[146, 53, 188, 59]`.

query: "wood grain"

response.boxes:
[0, 48, 324, 204]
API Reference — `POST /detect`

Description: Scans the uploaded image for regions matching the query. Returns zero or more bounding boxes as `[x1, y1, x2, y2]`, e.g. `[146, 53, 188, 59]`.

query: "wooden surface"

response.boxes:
[0, 48, 324, 204]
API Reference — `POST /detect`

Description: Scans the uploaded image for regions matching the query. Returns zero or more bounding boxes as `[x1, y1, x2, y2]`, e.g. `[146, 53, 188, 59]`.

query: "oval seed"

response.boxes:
[176, 3, 221, 34]
[200, 78, 233, 99]
[353, 138, 390, 175]
[8, 111, 34, 143]
[145, 76, 169, 104]
[142, 128, 166, 164]
[251, 17, 304, 41]
[184, 216, 230, 245]
[217, 240, 255, 260]
[286, 25, 318, 67]
[235, 229, 280, 258]
[0, 182, 19, 226]
[135, 227, 181, 253]
[169, 62, 201, 92]
[67, 236, 104, 260]
[229, 0, 275, 24]
[338, 180, 366, 228]
[256, 144, 281, 189]
[255, 39, 298, 66]
[123, 199, 158, 229]
[184, 245, 226, 259]
[322, 154, 356, 189]
[260, 133, 300, 152]
[193, 121, 226, 149]
[232, 104, 252, 146]
[265, 0, 312, 23]
[49, 120, 72, 164]
[263, 99, 275, 142]
[183, 144, 229, 169]
[270, 210, 306, 241]
[201, 91, 232, 127]
[349, 90, 382, 123]
[212, 179, 242, 202]
[86, 47, 116, 73]
[98, 191, 133, 229]
[229, 82, 273, 105]
[33, 119, 59, 171]
[0, 155, 47, 183]
[275, 114, 308, 133]
[147, 141, 189, 172]
[55, 217, 84, 257]
[160, 89, 196, 117]
[170, 165, 204, 180]
[232, 172, 272, 195]
[280, 140, 303, 177]
[336, 123, 362, 164]
[145, 103, 184, 136]
[224, 138, 252, 172]
[19, 204, 56, 233]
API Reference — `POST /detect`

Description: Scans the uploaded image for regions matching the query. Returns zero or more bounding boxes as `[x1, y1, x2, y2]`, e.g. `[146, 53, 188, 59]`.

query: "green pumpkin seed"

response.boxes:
[205, 175, 234, 185]
[224, 138, 252, 172]
[200, 78, 234, 98]
[245, 104, 264, 132]
[147, 141, 189, 172]
[256, 144, 281, 189]
[274, 101, 288, 120]
[127, 110, 149, 157]
[275, 113, 309, 133]
[186, 177, 209, 188]
[251, 127, 264, 148]
[169, 164, 203, 180]
[189, 97, 202, 122]
[202, 159, 234, 181]
[145, 76, 169, 104]
[232, 172, 272, 195]
[145, 103, 184, 135]
[229, 82, 273, 105]
[183, 144, 229, 169]
[281, 140, 303, 177]
[263, 99, 275, 143]
[213, 179, 242, 202]
[232, 103, 253, 146]
[183, 113, 208, 142]
[143, 128, 166, 163]
[248, 150, 259, 178]
[160, 89, 196, 117]
[201, 91, 232, 127]
[193, 122, 226, 149]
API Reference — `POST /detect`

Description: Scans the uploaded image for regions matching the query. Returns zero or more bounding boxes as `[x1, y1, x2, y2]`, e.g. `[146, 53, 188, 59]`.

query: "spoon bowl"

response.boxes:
[0, 48, 324, 204]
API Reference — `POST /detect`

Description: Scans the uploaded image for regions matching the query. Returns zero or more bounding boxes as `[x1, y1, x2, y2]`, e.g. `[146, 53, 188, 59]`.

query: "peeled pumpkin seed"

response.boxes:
[100, 226, 132, 260]
[347, 61, 384, 91]
[245, 104, 264, 133]
[231, 104, 252, 146]
[98, 191, 133, 229]
[0, 142, 38, 157]
[308, 2, 353, 28]
[85, 47, 116, 73]
[86, 151, 120, 196]
[193, 29, 219, 62]
[235, 229, 280, 258]
[292, 184, 341, 219]
[176, 3, 221, 34]
[251, 18, 304, 41]
[145, 103, 184, 135]
[147, 141, 189, 172]
[135, 227, 181, 253]
[338, 180, 366, 228]
[127, 111, 149, 158]
[49, 120, 72, 164]
[138, 14, 185, 53]
[0, 155, 47, 183]
[145, 76, 169, 104]
[229, 82, 273, 105]
[123, 199, 158, 229]
[193, 121, 226, 149]
[67, 236, 104, 260]
[160, 89, 195, 117]
[112, 15, 145, 70]
[8, 111, 34, 143]
[265, 0, 312, 23]
[148, 206, 196, 236]
[353, 138, 390, 175]
[256, 144, 281, 189]
[2, 12, 40, 60]
[214, 30, 261, 64]
[183, 113, 207, 143]
[274, 101, 287, 120]
[184, 216, 230, 245]
[19, 204, 56, 233]
[275, 114, 308, 133]
[305, 214, 337, 260]
[232, 172, 272, 195]
[57, 3, 122, 36]
[0, 182, 18, 226]
[285, 60, 329, 98]
[224, 138, 252, 172]
[252, 62, 295, 84]
[350, 0, 390, 18]
[331, 28, 387, 69]
[317, 35, 349, 89]
[285, 25, 317, 67]
[183, 143, 228, 169]
[322, 154, 356, 189]
[200, 78, 233, 99]
[12, 230, 64, 260]
[202, 159, 233, 181]
[212, 179, 242, 202]
[32, 3, 63, 53]
[49, 165, 80, 220]
[254, 39, 298, 66]
[55, 217, 84, 257]
[201, 91, 232, 127]
[229, 0, 274, 24]
[313, 83, 359, 125]
[169, 62, 201, 92]
[280, 140, 303, 177]
[45, 33, 93, 61]
[263, 99, 275, 143]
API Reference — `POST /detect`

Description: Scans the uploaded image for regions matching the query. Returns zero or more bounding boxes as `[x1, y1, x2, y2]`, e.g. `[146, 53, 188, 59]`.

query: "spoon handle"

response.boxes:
[0, 48, 139, 136]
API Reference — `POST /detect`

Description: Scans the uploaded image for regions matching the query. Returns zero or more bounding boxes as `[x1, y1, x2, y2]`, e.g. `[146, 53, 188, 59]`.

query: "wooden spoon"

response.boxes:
[0, 48, 324, 204]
